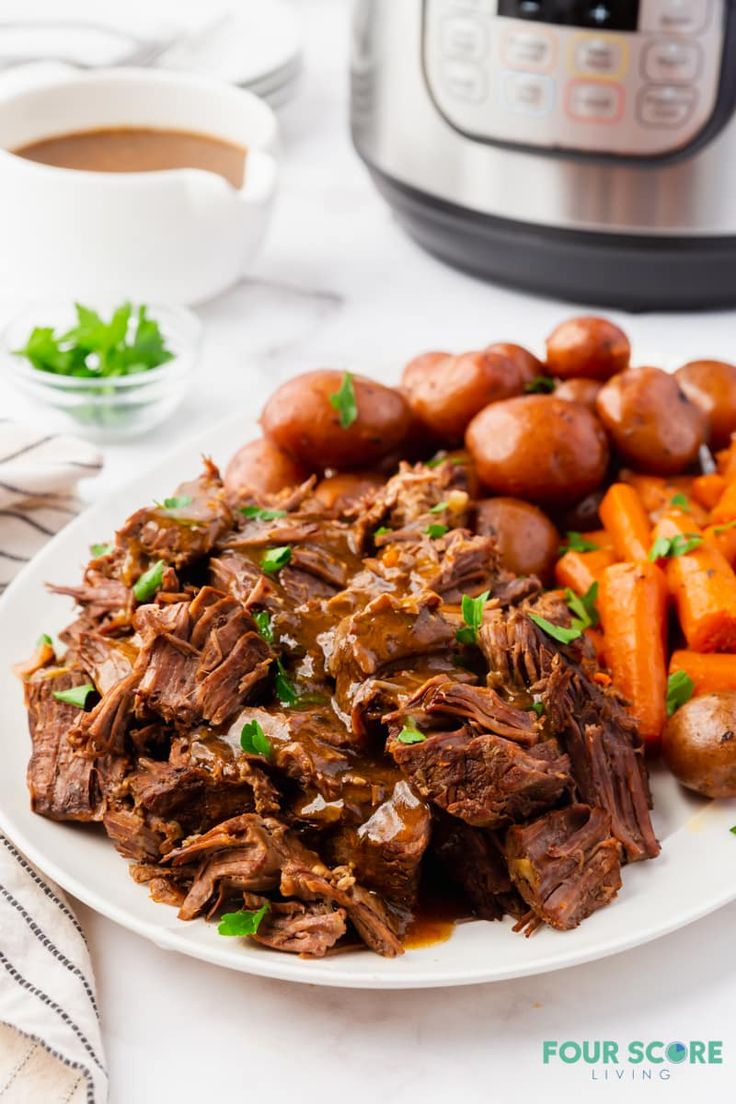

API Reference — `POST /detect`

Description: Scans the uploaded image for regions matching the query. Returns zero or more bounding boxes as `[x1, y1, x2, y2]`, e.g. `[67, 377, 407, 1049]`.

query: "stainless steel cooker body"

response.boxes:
[350, 0, 736, 308]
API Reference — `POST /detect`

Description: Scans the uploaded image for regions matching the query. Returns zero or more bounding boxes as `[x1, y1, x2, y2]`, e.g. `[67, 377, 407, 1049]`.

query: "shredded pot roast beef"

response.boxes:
[21, 456, 659, 958]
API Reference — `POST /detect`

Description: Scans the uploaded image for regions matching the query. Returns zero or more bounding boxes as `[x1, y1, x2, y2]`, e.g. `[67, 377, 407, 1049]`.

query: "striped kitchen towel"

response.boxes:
[0, 422, 107, 1103]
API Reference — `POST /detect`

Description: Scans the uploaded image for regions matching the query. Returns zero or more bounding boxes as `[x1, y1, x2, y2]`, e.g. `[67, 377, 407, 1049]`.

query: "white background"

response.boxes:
[2, 1, 736, 1100]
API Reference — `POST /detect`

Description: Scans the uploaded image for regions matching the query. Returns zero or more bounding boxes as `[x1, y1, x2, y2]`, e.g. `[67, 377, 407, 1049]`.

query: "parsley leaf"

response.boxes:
[455, 590, 491, 646]
[53, 683, 95, 709]
[240, 719, 273, 759]
[240, 506, 287, 521]
[559, 531, 600, 554]
[564, 582, 599, 630]
[218, 903, 270, 937]
[36, 633, 53, 647]
[397, 723, 426, 745]
[524, 375, 556, 394]
[275, 659, 299, 707]
[374, 526, 391, 538]
[528, 613, 583, 645]
[429, 501, 448, 514]
[426, 523, 449, 539]
[328, 372, 358, 429]
[648, 533, 703, 561]
[713, 519, 736, 535]
[90, 542, 113, 558]
[261, 546, 292, 575]
[253, 610, 274, 644]
[156, 495, 192, 510]
[529, 702, 545, 718]
[730, 825, 736, 836]
[670, 492, 691, 512]
[666, 670, 695, 717]
[133, 560, 165, 602]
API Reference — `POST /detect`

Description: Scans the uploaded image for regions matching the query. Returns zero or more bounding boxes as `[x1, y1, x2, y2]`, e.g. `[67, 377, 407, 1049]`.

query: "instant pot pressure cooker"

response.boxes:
[350, 0, 736, 308]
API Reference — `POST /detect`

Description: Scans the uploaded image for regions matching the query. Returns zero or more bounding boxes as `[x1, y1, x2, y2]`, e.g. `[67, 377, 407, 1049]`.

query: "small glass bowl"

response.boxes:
[2, 301, 200, 442]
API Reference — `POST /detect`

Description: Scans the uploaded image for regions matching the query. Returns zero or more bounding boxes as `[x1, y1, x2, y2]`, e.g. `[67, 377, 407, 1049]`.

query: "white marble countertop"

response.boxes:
[3, 2, 736, 1101]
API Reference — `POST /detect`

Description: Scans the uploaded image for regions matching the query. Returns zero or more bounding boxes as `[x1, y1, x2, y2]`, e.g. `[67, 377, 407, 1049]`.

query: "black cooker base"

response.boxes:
[365, 164, 736, 312]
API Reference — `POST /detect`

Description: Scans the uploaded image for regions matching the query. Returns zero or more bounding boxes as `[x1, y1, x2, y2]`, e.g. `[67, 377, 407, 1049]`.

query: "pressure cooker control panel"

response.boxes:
[423, 0, 727, 156]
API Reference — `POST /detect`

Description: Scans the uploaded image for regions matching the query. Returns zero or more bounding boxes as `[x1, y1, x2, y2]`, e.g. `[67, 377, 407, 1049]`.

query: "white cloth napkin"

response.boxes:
[0, 422, 107, 1103]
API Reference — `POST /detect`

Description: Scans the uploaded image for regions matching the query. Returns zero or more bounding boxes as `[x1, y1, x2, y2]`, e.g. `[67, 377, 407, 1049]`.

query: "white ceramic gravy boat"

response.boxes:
[0, 67, 278, 304]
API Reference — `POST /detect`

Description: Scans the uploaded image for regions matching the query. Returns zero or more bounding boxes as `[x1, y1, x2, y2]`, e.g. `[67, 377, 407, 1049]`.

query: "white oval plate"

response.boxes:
[1, 413, 735, 989]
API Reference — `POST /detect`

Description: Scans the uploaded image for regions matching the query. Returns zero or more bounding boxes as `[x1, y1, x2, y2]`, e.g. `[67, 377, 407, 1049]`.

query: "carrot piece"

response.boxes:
[704, 522, 736, 567]
[710, 481, 736, 524]
[651, 512, 736, 652]
[669, 650, 736, 696]
[599, 483, 651, 562]
[554, 548, 615, 595]
[620, 472, 708, 526]
[598, 561, 668, 744]
[692, 473, 727, 511]
[585, 529, 614, 551]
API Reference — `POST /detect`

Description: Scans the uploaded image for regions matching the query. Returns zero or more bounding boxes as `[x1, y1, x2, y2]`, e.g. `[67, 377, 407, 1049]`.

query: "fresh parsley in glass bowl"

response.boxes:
[4, 300, 200, 441]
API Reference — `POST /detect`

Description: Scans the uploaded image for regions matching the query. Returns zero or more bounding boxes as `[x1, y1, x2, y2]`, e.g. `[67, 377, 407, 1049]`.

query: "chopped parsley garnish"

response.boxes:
[456, 590, 491, 645]
[559, 531, 600, 555]
[240, 719, 273, 759]
[261, 546, 292, 575]
[253, 610, 274, 644]
[426, 523, 448, 539]
[217, 903, 270, 937]
[648, 533, 703, 561]
[426, 454, 464, 469]
[528, 614, 583, 645]
[429, 501, 448, 514]
[240, 506, 287, 521]
[397, 723, 426, 745]
[328, 372, 358, 429]
[155, 495, 192, 510]
[36, 633, 53, 648]
[713, 519, 736, 535]
[374, 526, 391, 538]
[13, 302, 173, 378]
[666, 670, 695, 717]
[90, 542, 113, 558]
[274, 659, 299, 707]
[730, 825, 736, 836]
[524, 375, 556, 394]
[53, 683, 95, 709]
[133, 559, 165, 602]
[529, 702, 545, 718]
[564, 582, 599, 631]
[670, 492, 691, 512]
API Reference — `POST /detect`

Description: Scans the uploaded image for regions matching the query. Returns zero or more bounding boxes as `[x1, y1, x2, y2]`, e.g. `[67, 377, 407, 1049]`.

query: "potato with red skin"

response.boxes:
[546, 316, 630, 381]
[314, 471, 384, 512]
[225, 438, 311, 498]
[662, 691, 736, 798]
[485, 342, 543, 387]
[675, 359, 736, 449]
[555, 377, 603, 411]
[261, 370, 411, 470]
[595, 366, 706, 476]
[465, 395, 609, 505]
[401, 348, 523, 445]
[475, 497, 559, 583]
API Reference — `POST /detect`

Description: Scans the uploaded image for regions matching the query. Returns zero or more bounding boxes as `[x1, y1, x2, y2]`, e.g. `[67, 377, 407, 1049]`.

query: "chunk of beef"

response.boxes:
[242, 893, 347, 957]
[25, 668, 125, 822]
[209, 551, 269, 606]
[390, 725, 570, 829]
[330, 781, 431, 909]
[479, 605, 660, 862]
[505, 805, 622, 931]
[103, 807, 171, 861]
[135, 586, 272, 729]
[76, 632, 137, 693]
[392, 674, 539, 745]
[431, 816, 524, 921]
[117, 458, 233, 570]
[49, 571, 133, 639]
[421, 531, 500, 603]
[358, 462, 470, 545]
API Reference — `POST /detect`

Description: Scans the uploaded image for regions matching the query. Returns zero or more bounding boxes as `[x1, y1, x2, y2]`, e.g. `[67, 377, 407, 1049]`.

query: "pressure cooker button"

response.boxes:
[638, 84, 698, 126]
[640, 0, 711, 35]
[643, 39, 702, 82]
[441, 16, 489, 61]
[441, 61, 487, 102]
[502, 28, 554, 70]
[566, 80, 624, 121]
[503, 71, 554, 114]
[574, 35, 626, 77]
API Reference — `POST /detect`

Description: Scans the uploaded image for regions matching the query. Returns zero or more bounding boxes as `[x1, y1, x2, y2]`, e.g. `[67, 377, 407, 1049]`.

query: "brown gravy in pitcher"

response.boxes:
[13, 126, 247, 188]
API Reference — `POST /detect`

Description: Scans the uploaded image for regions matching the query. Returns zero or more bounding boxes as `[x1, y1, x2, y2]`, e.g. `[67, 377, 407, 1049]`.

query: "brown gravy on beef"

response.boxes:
[13, 127, 247, 188]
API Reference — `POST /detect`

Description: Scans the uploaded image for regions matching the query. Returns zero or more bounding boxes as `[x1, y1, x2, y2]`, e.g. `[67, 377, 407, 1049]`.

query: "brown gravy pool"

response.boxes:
[13, 127, 247, 188]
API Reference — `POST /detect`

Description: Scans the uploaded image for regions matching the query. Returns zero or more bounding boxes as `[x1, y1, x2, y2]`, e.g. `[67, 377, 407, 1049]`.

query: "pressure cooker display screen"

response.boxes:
[497, 0, 640, 30]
